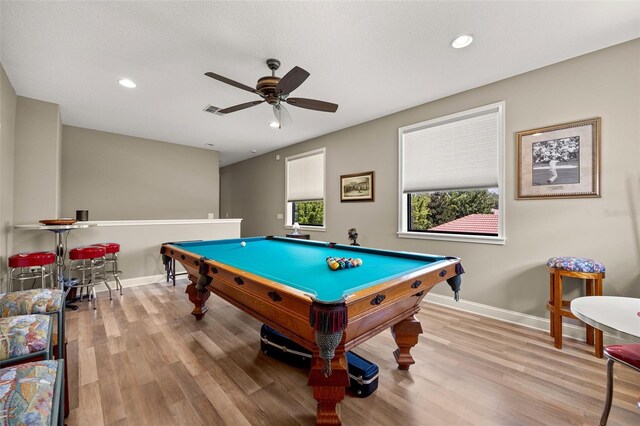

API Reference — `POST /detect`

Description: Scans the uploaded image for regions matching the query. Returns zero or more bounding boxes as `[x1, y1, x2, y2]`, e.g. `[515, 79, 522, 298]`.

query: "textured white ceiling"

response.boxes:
[1, 1, 639, 166]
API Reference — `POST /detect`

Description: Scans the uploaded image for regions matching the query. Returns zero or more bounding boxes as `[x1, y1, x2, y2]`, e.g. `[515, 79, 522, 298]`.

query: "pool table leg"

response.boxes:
[308, 348, 350, 425]
[391, 315, 423, 370]
[185, 282, 210, 320]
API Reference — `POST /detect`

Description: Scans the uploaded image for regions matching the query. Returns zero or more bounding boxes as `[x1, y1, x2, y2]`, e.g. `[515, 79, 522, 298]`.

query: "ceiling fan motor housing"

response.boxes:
[257, 76, 282, 105]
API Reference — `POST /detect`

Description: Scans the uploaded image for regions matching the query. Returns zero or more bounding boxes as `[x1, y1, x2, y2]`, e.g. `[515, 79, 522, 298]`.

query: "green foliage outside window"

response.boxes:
[409, 190, 498, 231]
[293, 201, 324, 226]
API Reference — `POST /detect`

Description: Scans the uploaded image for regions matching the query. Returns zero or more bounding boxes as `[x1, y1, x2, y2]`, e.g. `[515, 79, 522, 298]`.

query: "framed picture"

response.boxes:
[340, 171, 374, 202]
[517, 117, 601, 199]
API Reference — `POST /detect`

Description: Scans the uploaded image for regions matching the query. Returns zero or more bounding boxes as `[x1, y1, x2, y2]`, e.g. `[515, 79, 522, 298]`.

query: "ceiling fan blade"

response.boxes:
[218, 100, 264, 114]
[205, 72, 257, 94]
[275, 66, 310, 95]
[285, 97, 338, 113]
[273, 104, 292, 128]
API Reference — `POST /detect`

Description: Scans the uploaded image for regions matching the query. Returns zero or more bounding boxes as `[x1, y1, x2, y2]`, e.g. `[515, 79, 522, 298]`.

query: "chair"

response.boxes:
[0, 359, 64, 425]
[69, 245, 108, 308]
[547, 256, 605, 357]
[92, 242, 123, 297]
[0, 314, 53, 367]
[7, 251, 56, 291]
[0, 289, 67, 419]
[599, 344, 640, 425]
[0, 289, 64, 360]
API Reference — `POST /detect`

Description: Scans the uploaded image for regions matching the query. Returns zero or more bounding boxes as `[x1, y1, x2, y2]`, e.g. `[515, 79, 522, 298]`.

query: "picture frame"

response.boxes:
[516, 117, 601, 199]
[340, 171, 374, 202]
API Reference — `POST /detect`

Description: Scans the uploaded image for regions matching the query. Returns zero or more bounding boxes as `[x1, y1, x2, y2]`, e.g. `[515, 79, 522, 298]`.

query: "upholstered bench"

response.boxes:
[0, 315, 52, 367]
[547, 256, 605, 357]
[0, 359, 64, 425]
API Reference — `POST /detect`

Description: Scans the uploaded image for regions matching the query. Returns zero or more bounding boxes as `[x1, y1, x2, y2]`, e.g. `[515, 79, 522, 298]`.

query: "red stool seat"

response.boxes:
[92, 242, 120, 254]
[8, 252, 56, 268]
[69, 246, 106, 260]
[605, 344, 640, 369]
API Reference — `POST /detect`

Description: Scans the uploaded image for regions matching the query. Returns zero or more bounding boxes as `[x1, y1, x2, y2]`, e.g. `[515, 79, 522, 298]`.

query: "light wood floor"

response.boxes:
[64, 280, 640, 425]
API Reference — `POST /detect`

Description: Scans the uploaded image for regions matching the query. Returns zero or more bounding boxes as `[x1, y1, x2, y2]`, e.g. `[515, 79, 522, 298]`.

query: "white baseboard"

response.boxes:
[92, 274, 166, 293]
[424, 293, 630, 345]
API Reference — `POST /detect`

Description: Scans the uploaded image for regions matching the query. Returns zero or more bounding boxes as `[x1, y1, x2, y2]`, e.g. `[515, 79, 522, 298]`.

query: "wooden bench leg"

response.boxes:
[552, 272, 563, 349]
[549, 273, 555, 338]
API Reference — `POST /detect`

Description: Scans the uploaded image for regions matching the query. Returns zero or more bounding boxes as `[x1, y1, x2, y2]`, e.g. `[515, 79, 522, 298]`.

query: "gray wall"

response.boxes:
[221, 39, 640, 317]
[14, 97, 61, 223]
[61, 126, 220, 220]
[0, 64, 17, 287]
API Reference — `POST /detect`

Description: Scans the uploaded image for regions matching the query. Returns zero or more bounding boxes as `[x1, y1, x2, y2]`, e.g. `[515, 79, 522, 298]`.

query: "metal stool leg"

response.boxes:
[113, 253, 123, 295]
[599, 358, 615, 425]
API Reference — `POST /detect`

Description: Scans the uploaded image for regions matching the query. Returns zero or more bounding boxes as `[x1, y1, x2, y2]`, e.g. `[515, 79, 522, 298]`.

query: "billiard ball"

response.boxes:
[240, 241, 246, 247]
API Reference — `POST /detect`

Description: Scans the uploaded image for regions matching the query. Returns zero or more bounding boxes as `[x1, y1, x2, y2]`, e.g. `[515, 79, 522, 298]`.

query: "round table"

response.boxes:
[570, 296, 640, 341]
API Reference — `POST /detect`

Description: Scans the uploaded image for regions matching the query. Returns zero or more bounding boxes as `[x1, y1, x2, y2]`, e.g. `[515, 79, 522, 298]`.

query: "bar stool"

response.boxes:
[92, 242, 123, 297]
[547, 256, 605, 357]
[69, 246, 109, 309]
[7, 252, 56, 291]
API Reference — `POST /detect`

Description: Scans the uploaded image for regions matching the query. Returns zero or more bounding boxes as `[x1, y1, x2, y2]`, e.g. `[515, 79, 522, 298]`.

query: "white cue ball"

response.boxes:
[240, 241, 246, 247]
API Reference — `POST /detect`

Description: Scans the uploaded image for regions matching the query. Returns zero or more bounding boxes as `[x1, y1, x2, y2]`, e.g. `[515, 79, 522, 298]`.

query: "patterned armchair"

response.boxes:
[0, 360, 64, 425]
[0, 289, 64, 361]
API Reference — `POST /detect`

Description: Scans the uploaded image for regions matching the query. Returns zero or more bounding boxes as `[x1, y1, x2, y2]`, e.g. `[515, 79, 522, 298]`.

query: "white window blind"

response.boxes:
[286, 150, 325, 202]
[402, 107, 499, 193]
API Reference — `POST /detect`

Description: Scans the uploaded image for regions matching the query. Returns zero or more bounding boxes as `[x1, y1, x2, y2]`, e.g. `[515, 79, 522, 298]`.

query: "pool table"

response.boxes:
[160, 236, 464, 425]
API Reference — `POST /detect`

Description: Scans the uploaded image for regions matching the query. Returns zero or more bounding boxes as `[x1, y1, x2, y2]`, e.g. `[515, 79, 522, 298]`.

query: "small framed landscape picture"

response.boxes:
[340, 171, 374, 202]
[516, 117, 601, 199]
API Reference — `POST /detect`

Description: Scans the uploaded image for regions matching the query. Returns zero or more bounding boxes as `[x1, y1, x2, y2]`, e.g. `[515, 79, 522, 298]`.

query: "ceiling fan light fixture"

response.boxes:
[451, 34, 473, 49]
[118, 78, 137, 88]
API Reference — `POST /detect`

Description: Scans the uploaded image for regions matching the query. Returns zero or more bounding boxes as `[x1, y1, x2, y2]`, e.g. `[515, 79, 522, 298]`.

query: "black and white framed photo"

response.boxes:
[340, 171, 374, 202]
[517, 118, 601, 199]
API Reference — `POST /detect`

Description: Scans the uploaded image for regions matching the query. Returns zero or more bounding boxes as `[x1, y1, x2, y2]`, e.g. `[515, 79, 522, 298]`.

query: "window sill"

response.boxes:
[397, 231, 505, 245]
[285, 225, 326, 232]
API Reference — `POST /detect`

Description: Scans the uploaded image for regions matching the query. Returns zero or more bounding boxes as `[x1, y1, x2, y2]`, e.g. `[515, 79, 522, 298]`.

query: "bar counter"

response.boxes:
[13, 219, 242, 289]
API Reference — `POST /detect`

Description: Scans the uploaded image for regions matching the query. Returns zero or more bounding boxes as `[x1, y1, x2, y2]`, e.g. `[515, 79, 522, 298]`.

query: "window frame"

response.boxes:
[285, 147, 327, 231]
[397, 102, 506, 245]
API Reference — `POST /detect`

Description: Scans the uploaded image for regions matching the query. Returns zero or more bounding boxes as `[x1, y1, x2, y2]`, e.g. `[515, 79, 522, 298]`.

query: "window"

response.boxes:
[398, 102, 505, 244]
[286, 148, 326, 229]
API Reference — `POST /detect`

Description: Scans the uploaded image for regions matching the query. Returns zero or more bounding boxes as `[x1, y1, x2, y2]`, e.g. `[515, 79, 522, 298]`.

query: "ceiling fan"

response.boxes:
[205, 58, 338, 128]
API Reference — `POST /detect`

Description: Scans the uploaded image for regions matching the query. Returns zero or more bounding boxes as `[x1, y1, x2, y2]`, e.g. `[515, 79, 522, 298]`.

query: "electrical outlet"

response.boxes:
[277, 213, 283, 219]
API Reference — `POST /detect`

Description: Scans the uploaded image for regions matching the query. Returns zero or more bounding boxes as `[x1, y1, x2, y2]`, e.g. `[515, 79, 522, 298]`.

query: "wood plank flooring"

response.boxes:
[65, 280, 640, 425]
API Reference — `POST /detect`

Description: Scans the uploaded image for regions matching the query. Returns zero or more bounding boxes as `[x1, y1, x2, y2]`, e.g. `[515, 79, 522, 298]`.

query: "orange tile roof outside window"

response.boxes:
[430, 213, 498, 235]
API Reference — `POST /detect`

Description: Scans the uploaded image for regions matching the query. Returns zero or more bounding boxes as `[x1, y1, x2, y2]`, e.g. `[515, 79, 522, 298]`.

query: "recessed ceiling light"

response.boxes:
[250, 149, 257, 154]
[269, 121, 280, 128]
[451, 34, 473, 49]
[118, 78, 136, 88]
